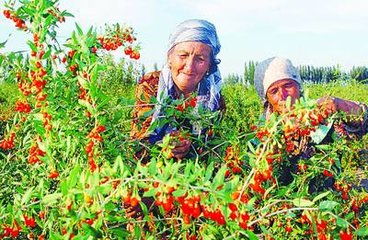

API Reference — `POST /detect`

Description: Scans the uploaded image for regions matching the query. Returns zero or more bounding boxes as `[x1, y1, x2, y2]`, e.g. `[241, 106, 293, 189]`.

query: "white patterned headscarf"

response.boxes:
[149, 19, 222, 143]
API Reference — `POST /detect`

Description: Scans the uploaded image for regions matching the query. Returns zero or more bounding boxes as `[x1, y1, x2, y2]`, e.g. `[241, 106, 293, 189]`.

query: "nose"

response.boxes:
[279, 88, 289, 100]
[183, 57, 195, 73]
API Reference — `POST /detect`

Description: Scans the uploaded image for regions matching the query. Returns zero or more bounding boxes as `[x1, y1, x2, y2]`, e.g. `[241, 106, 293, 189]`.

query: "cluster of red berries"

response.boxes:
[154, 183, 176, 212]
[85, 125, 106, 172]
[122, 191, 141, 208]
[98, 36, 125, 51]
[334, 181, 350, 200]
[48, 169, 59, 179]
[0, 214, 36, 238]
[255, 127, 269, 142]
[249, 166, 274, 195]
[42, 111, 53, 133]
[176, 97, 197, 112]
[3, 9, 26, 29]
[283, 106, 334, 154]
[15, 100, 31, 113]
[322, 169, 334, 178]
[97, 25, 140, 60]
[227, 201, 251, 230]
[78, 83, 89, 101]
[0, 132, 15, 150]
[224, 145, 243, 176]
[178, 194, 202, 224]
[123, 46, 140, 60]
[17, 81, 31, 96]
[23, 215, 36, 228]
[201, 205, 225, 225]
[339, 230, 353, 240]
[0, 221, 21, 238]
[28, 140, 45, 164]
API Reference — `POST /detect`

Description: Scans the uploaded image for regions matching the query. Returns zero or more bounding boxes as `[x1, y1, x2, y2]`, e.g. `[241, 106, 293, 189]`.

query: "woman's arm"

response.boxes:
[317, 96, 368, 135]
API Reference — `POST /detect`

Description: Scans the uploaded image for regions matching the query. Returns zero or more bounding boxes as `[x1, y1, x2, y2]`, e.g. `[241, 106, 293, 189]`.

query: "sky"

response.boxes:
[1, 0, 368, 76]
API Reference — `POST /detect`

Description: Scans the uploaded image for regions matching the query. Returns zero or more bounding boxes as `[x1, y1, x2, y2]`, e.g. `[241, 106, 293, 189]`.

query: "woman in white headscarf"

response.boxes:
[131, 19, 225, 160]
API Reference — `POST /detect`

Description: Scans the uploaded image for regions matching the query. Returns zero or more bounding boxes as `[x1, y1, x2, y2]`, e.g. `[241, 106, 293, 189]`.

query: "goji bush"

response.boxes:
[0, 1, 368, 239]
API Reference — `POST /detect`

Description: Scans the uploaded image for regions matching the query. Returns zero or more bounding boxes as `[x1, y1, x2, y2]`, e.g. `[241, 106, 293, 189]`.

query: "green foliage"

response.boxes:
[98, 54, 140, 132]
[1, 1, 368, 239]
[0, 82, 21, 122]
[244, 60, 257, 86]
[305, 80, 368, 104]
[221, 84, 262, 133]
[349, 66, 368, 83]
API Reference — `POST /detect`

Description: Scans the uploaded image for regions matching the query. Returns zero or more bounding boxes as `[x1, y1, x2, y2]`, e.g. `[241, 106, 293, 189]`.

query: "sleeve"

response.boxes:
[343, 103, 368, 136]
[130, 72, 160, 140]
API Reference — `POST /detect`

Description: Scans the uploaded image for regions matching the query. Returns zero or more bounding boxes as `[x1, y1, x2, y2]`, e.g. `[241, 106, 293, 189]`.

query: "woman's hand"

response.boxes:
[317, 96, 337, 114]
[167, 130, 192, 159]
[171, 138, 191, 159]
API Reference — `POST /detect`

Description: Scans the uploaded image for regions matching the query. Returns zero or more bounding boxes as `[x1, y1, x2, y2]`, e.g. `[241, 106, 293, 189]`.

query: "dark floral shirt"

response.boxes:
[130, 71, 225, 142]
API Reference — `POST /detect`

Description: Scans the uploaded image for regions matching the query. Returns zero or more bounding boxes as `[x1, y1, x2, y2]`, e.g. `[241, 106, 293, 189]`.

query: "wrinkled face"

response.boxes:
[266, 79, 301, 113]
[168, 41, 211, 96]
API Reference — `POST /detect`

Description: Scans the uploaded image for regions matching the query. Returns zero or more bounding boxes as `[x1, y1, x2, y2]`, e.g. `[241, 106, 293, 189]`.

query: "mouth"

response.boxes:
[180, 72, 194, 77]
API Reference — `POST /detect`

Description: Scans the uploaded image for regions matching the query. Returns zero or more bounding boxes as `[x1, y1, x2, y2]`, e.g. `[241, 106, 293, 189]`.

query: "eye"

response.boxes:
[179, 54, 188, 58]
[284, 83, 292, 88]
[284, 82, 295, 88]
[196, 56, 205, 62]
[269, 88, 278, 95]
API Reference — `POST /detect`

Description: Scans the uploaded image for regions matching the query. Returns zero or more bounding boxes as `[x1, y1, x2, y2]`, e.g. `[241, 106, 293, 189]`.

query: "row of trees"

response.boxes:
[225, 60, 368, 85]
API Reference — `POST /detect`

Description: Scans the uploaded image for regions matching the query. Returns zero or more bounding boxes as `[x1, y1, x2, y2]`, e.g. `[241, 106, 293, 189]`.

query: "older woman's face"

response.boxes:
[168, 41, 211, 96]
[266, 79, 301, 113]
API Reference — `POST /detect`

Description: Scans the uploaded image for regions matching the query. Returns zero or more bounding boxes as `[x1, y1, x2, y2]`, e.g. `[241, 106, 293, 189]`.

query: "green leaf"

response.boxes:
[21, 187, 34, 205]
[68, 165, 81, 188]
[356, 226, 368, 236]
[27, 40, 38, 52]
[246, 230, 259, 240]
[82, 223, 102, 238]
[60, 180, 68, 196]
[172, 189, 186, 197]
[312, 191, 330, 203]
[110, 228, 129, 238]
[78, 75, 89, 89]
[43, 49, 51, 59]
[310, 121, 333, 144]
[105, 202, 117, 211]
[336, 217, 349, 228]
[78, 99, 93, 113]
[148, 159, 157, 175]
[292, 198, 314, 207]
[143, 188, 156, 197]
[113, 155, 126, 176]
[65, 135, 71, 156]
[44, 14, 53, 29]
[204, 161, 214, 182]
[212, 164, 227, 189]
[41, 193, 62, 206]
[319, 200, 339, 210]
[0, 39, 7, 48]
[75, 23, 84, 36]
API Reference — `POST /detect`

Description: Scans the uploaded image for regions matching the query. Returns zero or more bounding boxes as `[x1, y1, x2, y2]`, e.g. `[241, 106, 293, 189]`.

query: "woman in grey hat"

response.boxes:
[131, 19, 225, 161]
[254, 56, 366, 121]
[253, 56, 368, 191]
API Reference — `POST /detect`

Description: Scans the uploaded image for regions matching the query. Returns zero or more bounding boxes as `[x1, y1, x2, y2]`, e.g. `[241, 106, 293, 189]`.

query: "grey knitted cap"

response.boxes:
[254, 57, 302, 100]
